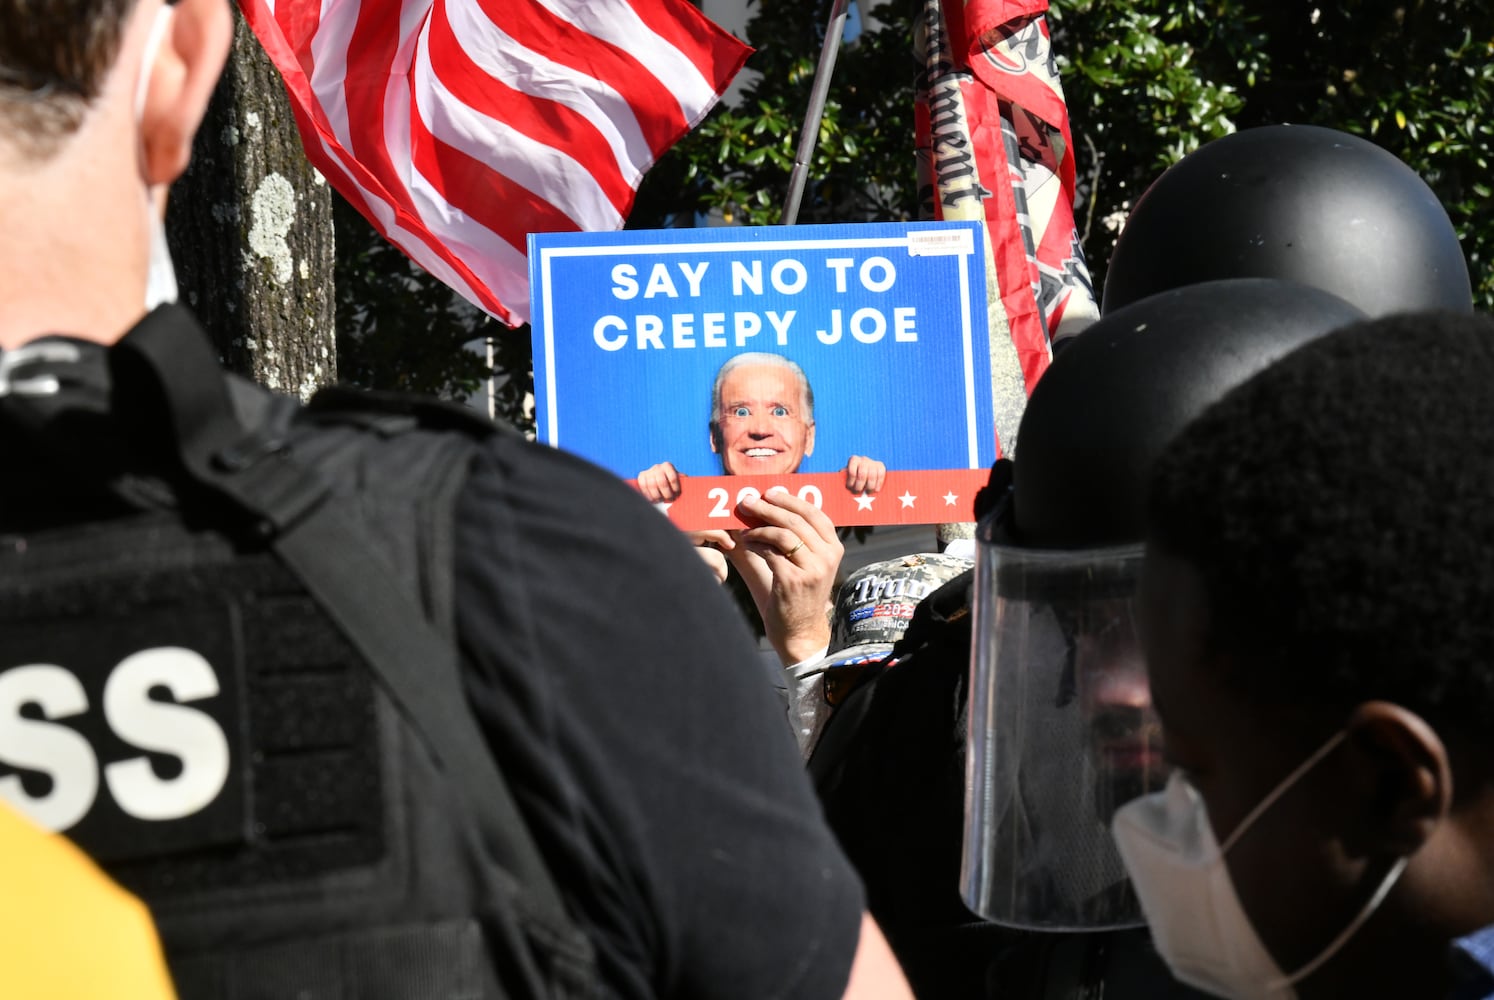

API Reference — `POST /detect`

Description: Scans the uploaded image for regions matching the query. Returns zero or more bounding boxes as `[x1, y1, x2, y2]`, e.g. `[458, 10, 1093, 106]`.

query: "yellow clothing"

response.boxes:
[0, 803, 177, 999]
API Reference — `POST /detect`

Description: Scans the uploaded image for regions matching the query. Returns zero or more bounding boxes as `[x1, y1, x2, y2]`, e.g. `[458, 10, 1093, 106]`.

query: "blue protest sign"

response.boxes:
[529, 221, 996, 528]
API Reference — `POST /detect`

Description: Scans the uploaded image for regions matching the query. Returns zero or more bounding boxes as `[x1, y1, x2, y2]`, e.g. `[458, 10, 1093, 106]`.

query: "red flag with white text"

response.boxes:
[915, 0, 1097, 451]
[239, 0, 751, 327]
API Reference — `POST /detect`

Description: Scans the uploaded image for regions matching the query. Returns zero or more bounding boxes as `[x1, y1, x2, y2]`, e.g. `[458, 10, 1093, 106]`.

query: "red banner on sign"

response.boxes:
[633, 469, 992, 529]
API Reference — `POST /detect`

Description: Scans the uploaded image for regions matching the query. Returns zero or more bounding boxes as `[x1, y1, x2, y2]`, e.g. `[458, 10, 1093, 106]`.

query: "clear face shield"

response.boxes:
[962, 530, 1167, 930]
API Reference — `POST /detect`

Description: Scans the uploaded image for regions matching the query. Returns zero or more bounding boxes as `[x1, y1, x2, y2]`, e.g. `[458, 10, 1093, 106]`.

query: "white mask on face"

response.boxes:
[1112, 731, 1409, 1000]
[135, 5, 178, 310]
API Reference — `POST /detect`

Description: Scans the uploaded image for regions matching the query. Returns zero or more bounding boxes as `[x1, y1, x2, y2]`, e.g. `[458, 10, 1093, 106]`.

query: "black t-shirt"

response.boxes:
[452, 435, 865, 1000]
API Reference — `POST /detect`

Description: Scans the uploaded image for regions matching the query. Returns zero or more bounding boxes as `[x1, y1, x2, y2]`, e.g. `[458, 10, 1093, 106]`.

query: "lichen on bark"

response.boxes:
[168, 8, 335, 401]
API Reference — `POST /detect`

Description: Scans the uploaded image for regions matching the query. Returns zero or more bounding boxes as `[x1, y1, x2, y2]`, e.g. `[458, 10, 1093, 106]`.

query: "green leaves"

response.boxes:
[632, 1, 918, 229]
[1263, 0, 1494, 308]
[332, 194, 531, 427]
[1057, 0, 1491, 307]
[1049, 0, 1258, 285]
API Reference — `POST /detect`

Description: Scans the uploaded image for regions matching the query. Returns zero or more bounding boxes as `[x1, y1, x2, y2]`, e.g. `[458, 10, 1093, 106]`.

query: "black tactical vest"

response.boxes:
[0, 307, 597, 1000]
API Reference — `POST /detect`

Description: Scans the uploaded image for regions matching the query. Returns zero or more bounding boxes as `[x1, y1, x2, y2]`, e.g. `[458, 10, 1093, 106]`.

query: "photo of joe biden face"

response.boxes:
[709, 353, 816, 477]
[635, 351, 883, 504]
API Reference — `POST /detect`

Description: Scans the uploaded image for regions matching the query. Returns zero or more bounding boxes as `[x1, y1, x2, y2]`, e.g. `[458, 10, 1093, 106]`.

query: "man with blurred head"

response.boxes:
[0, 3, 913, 998]
[0, 0, 225, 346]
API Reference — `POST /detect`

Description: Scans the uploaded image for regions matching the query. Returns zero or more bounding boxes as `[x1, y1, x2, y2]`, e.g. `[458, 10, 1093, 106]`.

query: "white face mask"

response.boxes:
[135, 5, 178, 311]
[1112, 731, 1409, 999]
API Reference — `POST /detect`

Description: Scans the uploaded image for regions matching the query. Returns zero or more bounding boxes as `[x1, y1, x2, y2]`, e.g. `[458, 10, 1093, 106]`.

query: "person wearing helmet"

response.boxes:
[1117, 309, 1494, 999]
[965, 276, 1365, 924]
[788, 553, 972, 760]
[812, 278, 1366, 998]
[811, 119, 1471, 1000]
[1102, 124, 1473, 317]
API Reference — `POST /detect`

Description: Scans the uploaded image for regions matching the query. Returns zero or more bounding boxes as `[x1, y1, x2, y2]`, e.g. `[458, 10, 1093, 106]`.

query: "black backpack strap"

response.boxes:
[110, 309, 575, 934]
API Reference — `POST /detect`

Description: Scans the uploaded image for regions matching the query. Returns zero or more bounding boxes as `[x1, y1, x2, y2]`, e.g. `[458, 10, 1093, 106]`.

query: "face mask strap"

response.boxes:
[1218, 726, 1411, 992]
[134, 5, 175, 120]
[135, 4, 179, 311]
[1270, 854, 1410, 990]
[1219, 729, 1347, 855]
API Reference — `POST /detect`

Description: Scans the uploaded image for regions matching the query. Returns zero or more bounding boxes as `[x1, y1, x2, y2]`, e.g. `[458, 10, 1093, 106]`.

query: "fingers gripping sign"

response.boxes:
[729, 491, 845, 666]
[685, 529, 733, 584]
[637, 461, 683, 503]
[843, 455, 886, 496]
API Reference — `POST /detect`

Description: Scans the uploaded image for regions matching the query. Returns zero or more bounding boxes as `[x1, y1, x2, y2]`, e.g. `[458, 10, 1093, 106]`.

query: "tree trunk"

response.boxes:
[167, 9, 336, 398]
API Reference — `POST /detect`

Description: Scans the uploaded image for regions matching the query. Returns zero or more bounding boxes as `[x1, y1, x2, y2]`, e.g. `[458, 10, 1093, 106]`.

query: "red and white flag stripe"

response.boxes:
[240, 0, 751, 327]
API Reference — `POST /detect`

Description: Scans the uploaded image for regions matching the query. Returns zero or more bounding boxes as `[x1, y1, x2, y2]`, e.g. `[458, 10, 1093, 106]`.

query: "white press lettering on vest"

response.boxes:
[0, 648, 231, 832]
[0, 665, 97, 831]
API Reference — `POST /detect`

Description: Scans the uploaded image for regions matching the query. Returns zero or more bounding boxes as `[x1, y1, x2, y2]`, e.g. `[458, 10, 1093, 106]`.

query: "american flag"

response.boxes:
[240, 0, 751, 327]
[916, 0, 1097, 452]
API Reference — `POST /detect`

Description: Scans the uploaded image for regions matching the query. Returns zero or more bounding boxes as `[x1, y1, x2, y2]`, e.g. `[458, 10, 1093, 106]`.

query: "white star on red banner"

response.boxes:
[636, 469, 992, 528]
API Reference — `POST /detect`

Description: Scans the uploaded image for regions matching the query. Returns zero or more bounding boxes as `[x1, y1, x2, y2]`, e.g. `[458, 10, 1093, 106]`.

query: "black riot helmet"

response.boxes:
[998, 277, 1369, 549]
[962, 278, 1366, 932]
[1102, 125, 1473, 317]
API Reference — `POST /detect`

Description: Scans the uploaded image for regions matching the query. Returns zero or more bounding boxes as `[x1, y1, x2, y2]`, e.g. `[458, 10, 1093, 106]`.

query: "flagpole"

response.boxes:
[782, 0, 851, 225]
[486, 336, 497, 422]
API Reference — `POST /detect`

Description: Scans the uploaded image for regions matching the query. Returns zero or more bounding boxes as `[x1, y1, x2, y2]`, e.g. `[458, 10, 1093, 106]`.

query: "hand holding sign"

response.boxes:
[529, 222, 993, 663]
[729, 491, 845, 666]
[638, 461, 684, 504]
[639, 455, 886, 503]
[843, 455, 887, 495]
[685, 529, 733, 584]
